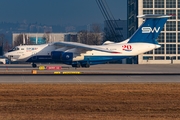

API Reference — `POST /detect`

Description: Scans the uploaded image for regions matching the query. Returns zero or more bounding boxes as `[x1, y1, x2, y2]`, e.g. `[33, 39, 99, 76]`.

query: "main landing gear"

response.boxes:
[81, 63, 90, 68]
[32, 63, 37, 68]
[72, 62, 81, 68]
[72, 62, 90, 68]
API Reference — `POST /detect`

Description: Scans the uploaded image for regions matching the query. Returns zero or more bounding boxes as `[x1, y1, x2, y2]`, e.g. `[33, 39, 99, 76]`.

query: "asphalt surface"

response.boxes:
[0, 75, 180, 83]
[1, 64, 180, 73]
[0, 64, 180, 83]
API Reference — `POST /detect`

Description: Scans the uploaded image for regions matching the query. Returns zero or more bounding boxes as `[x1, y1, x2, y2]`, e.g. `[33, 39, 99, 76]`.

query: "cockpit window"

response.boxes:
[8, 47, 20, 52]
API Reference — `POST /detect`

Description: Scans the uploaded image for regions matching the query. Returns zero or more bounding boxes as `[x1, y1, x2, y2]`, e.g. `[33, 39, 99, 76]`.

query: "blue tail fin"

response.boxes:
[128, 14, 172, 44]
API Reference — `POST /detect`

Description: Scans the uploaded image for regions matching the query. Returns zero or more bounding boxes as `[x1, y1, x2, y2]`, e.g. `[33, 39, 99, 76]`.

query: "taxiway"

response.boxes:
[0, 64, 180, 83]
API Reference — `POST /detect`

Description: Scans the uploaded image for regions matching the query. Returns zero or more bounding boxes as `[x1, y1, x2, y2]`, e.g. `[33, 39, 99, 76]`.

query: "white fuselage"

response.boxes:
[4, 42, 160, 62]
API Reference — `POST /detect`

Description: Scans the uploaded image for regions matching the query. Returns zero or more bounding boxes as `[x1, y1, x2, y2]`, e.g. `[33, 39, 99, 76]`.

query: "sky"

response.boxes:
[0, 0, 127, 26]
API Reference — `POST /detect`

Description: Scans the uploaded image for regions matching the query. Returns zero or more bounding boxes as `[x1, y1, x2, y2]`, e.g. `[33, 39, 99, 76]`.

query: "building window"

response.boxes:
[143, 56, 153, 60]
[166, 10, 176, 20]
[178, 22, 180, 31]
[178, 0, 180, 8]
[178, 45, 180, 54]
[155, 56, 164, 60]
[143, 10, 153, 14]
[155, 44, 164, 54]
[166, 0, 176, 8]
[144, 50, 153, 54]
[166, 21, 176, 31]
[166, 44, 176, 54]
[178, 33, 180, 43]
[143, 0, 153, 8]
[157, 33, 164, 43]
[155, 10, 164, 15]
[155, 0, 164, 8]
[166, 56, 176, 60]
[178, 10, 180, 19]
[166, 33, 176, 43]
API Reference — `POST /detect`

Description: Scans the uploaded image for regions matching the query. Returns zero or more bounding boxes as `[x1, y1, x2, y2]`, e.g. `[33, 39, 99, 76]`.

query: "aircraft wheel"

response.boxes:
[72, 64, 76, 67]
[76, 63, 81, 68]
[32, 63, 37, 68]
[81, 64, 85, 67]
[85, 63, 90, 68]
[81, 63, 90, 68]
[72, 63, 80, 68]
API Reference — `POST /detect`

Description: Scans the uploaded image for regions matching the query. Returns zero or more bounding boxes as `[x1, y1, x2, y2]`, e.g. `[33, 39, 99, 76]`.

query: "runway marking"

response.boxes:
[21, 76, 25, 83]
[74, 76, 81, 82]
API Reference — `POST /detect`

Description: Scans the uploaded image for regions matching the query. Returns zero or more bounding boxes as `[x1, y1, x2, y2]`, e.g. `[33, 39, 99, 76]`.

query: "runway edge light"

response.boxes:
[32, 70, 37, 74]
[54, 72, 61, 74]
[62, 72, 81, 74]
[39, 66, 46, 70]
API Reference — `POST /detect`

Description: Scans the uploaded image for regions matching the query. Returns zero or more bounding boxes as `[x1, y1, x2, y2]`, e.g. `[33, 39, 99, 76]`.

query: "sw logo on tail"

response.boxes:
[142, 27, 160, 33]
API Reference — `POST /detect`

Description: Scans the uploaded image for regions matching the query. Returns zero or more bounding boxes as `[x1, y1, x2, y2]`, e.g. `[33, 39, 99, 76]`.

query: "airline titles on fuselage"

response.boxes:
[26, 47, 38, 52]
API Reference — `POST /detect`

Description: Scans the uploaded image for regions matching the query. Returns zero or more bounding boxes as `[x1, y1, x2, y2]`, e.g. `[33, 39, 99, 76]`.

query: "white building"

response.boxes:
[138, 0, 180, 64]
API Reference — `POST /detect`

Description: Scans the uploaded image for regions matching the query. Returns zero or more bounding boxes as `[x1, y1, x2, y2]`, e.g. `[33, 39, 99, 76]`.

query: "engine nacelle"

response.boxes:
[62, 52, 73, 61]
[51, 51, 64, 61]
[51, 51, 73, 61]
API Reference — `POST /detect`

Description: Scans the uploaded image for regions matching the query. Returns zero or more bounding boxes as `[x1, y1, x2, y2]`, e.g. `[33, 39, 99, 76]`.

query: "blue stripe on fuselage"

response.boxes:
[83, 56, 129, 61]
[26, 55, 52, 62]
[26, 55, 131, 65]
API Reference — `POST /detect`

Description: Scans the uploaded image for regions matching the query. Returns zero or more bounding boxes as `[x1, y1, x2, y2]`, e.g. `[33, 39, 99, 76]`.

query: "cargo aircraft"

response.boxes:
[4, 14, 171, 68]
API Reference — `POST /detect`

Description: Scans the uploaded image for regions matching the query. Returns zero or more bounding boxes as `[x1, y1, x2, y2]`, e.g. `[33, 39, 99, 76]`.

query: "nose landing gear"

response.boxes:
[32, 63, 37, 68]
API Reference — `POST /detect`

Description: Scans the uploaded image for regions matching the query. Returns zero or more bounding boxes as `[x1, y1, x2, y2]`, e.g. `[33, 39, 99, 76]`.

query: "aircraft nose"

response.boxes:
[3, 53, 13, 60]
[3, 53, 8, 58]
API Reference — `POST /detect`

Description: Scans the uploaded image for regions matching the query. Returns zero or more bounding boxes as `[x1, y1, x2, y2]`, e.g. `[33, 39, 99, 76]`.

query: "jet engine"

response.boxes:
[51, 51, 73, 61]
[51, 51, 64, 61]
[61, 52, 73, 61]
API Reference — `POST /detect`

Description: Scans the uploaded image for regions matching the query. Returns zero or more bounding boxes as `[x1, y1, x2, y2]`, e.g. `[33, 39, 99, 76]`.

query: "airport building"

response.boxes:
[127, 0, 180, 64]
[12, 33, 78, 46]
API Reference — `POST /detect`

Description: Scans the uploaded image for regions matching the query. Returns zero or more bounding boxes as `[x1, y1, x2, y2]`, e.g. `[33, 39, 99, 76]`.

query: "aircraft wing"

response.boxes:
[51, 41, 120, 53]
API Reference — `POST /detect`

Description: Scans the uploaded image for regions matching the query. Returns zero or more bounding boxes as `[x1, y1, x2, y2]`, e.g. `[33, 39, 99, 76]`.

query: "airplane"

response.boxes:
[4, 14, 171, 68]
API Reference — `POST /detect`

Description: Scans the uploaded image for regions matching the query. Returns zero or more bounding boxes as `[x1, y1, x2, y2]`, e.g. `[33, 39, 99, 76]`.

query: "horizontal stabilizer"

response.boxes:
[137, 14, 173, 18]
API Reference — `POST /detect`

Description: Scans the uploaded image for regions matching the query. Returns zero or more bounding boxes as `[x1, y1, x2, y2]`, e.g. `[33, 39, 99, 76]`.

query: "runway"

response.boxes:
[1, 64, 180, 83]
